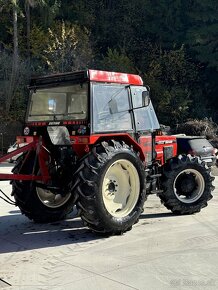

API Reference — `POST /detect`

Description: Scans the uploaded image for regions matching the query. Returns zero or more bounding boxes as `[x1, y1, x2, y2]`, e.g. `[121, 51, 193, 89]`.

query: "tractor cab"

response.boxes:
[23, 70, 161, 163]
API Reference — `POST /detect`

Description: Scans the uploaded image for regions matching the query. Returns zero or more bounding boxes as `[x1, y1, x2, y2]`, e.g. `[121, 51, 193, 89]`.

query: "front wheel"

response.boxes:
[159, 155, 215, 214]
[12, 154, 76, 223]
[73, 141, 146, 235]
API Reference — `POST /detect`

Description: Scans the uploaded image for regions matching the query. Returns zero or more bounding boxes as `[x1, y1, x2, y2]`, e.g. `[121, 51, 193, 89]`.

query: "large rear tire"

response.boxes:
[73, 141, 146, 235]
[11, 154, 76, 223]
[159, 155, 215, 214]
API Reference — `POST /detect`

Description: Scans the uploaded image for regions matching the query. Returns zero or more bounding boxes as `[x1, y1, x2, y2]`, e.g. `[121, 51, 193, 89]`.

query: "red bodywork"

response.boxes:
[0, 137, 50, 182]
[70, 133, 146, 160]
[0, 133, 144, 183]
[71, 134, 177, 165]
[138, 135, 177, 165]
[88, 69, 143, 85]
[0, 131, 177, 176]
[155, 135, 177, 164]
[0, 132, 177, 184]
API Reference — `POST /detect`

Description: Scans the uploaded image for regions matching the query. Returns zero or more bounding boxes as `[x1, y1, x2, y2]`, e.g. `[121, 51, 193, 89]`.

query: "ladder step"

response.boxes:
[150, 189, 163, 194]
[150, 174, 162, 178]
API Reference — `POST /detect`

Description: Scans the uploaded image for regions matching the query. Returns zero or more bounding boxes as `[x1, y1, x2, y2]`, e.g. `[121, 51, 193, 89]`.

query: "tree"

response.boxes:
[30, 0, 61, 29]
[0, 0, 29, 115]
[24, 0, 46, 65]
[6, 0, 19, 112]
[185, 0, 218, 69]
[175, 118, 218, 139]
[99, 48, 136, 73]
[143, 45, 203, 125]
[43, 21, 93, 73]
[0, 0, 217, 124]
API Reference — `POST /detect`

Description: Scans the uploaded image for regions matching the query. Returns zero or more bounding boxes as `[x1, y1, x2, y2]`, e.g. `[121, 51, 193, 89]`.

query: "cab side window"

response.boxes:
[92, 84, 132, 132]
[131, 86, 160, 131]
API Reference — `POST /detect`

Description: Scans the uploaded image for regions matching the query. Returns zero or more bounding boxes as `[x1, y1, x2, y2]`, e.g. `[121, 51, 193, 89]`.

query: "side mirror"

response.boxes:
[142, 91, 150, 107]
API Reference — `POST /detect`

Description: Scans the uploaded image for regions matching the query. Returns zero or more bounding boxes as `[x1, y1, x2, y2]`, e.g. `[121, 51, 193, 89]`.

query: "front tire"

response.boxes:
[73, 141, 146, 235]
[159, 155, 215, 214]
[11, 154, 76, 223]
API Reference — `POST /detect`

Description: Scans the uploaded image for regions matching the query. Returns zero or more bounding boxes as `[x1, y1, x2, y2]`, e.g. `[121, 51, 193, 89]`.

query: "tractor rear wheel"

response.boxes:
[159, 155, 215, 214]
[73, 141, 146, 235]
[11, 154, 76, 223]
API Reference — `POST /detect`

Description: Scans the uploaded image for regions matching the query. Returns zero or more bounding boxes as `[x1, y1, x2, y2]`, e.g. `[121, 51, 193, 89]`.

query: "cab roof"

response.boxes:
[29, 69, 143, 89]
[88, 70, 143, 85]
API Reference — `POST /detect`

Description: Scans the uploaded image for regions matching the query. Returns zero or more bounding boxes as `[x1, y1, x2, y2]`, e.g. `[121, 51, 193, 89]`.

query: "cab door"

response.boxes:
[130, 86, 160, 164]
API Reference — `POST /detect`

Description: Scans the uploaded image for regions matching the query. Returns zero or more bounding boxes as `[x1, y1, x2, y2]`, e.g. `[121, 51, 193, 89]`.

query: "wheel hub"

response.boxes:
[173, 169, 205, 203]
[108, 180, 117, 193]
[102, 159, 140, 217]
[176, 173, 196, 194]
[36, 186, 71, 208]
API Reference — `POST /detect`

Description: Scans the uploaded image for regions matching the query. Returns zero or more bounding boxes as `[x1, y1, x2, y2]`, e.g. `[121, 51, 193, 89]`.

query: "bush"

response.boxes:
[174, 118, 218, 139]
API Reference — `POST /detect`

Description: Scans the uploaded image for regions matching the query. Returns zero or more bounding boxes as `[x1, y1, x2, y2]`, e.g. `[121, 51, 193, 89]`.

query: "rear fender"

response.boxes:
[88, 133, 146, 161]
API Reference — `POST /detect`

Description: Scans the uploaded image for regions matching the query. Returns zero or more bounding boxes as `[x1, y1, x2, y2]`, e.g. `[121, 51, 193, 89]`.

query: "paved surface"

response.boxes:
[0, 164, 218, 290]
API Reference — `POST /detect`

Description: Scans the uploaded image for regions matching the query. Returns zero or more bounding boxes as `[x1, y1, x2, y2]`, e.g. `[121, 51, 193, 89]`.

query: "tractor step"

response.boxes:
[150, 189, 163, 194]
[150, 174, 162, 178]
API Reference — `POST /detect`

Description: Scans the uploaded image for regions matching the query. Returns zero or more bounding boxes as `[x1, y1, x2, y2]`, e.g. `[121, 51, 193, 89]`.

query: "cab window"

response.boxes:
[92, 84, 132, 132]
[131, 86, 160, 131]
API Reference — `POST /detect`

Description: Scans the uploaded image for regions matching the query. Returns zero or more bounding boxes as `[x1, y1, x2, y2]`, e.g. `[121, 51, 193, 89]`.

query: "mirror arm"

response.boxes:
[144, 85, 150, 92]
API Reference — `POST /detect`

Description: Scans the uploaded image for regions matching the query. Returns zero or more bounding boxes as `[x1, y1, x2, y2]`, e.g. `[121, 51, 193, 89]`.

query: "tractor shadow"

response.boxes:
[0, 206, 179, 255]
[0, 208, 104, 254]
[140, 212, 177, 219]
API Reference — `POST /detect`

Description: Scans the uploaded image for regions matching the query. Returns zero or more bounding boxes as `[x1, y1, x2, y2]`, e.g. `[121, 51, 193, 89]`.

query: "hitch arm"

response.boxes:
[0, 141, 50, 183]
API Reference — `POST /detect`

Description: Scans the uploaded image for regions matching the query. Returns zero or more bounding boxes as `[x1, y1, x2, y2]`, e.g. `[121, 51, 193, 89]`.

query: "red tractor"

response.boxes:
[0, 70, 215, 235]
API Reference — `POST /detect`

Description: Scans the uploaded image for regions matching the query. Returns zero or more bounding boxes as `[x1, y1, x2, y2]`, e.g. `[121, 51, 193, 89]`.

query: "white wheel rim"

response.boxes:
[102, 159, 140, 218]
[36, 188, 71, 208]
[173, 168, 205, 204]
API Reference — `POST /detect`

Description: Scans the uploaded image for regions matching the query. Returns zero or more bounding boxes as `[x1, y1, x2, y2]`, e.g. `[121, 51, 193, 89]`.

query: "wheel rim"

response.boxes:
[102, 159, 140, 218]
[173, 168, 205, 204]
[36, 188, 71, 208]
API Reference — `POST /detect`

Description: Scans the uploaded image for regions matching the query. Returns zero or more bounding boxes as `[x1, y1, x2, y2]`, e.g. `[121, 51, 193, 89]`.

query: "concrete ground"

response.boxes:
[0, 164, 218, 290]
